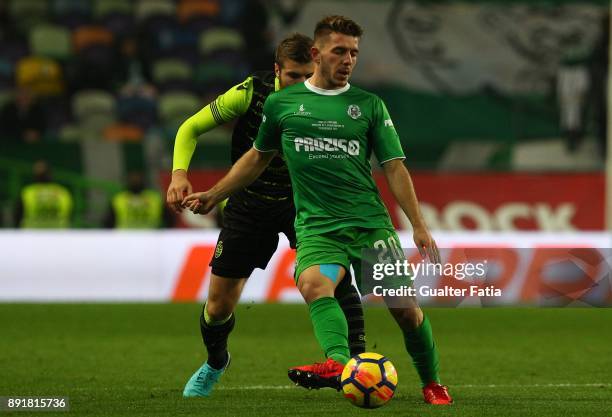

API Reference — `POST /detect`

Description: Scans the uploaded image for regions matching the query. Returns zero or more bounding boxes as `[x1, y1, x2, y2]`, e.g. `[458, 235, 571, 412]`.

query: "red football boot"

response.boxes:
[422, 382, 453, 404]
[288, 358, 344, 390]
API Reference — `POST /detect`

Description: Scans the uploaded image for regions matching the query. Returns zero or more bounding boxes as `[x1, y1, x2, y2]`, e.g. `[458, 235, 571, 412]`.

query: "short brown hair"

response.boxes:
[314, 15, 363, 43]
[275, 33, 314, 67]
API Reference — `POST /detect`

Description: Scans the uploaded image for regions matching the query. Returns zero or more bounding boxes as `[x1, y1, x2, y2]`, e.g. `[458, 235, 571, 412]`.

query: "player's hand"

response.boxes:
[413, 226, 441, 264]
[167, 170, 193, 213]
[182, 191, 217, 215]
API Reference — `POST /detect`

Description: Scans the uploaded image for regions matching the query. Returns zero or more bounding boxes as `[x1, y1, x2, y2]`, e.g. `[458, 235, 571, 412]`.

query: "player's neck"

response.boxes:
[305, 77, 350, 95]
[307, 74, 348, 91]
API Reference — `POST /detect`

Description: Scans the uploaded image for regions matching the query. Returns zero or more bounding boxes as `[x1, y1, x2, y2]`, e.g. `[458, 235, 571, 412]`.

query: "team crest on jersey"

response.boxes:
[214, 241, 223, 258]
[347, 104, 361, 119]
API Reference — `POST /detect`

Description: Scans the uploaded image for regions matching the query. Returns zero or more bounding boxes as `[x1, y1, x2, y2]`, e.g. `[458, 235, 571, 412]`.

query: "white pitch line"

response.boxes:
[66, 383, 612, 392]
[454, 383, 611, 388]
[217, 383, 611, 391]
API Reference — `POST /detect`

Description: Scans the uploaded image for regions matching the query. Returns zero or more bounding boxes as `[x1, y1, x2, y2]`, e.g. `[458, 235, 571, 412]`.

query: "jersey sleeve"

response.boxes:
[172, 77, 254, 171]
[370, 97, 405, 165]
[212, 77, 253, 122]
[253, 94, 281, 152]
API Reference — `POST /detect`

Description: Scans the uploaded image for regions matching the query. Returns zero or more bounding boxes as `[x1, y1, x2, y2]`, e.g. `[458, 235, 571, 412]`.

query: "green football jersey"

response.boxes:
[254, 80, 405, 240]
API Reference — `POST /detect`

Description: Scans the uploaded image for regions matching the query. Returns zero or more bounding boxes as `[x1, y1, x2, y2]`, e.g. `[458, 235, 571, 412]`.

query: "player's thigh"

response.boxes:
[295, 233, 351, 302]
[298, 264, 347, 303]
[353, 229, 422, 322]
[349, 228, 409, 295]
[295, 233, 350, 282]
[210, 227, 280, 279]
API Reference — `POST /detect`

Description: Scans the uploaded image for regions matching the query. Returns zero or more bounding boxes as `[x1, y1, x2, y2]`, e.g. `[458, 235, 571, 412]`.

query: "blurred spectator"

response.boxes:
[14, 160, 73, 228]
[117, 36, 156, 99]
[589, 12, 609, 157]
[0, 87, 45, 143]
[239, 0, 274, 70]
[557, 53, 589, 152]
[104, 171, 174, 229]
[238, 0, 304, 71]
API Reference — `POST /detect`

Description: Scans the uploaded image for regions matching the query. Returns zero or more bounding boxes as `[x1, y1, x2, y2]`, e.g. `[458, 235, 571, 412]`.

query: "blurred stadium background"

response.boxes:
[1, 0, 609, 301]
[1, 0, 611, 416]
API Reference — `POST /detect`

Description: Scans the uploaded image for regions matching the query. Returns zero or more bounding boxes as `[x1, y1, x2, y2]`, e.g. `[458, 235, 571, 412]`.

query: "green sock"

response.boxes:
[309, 297, 350, 364]
[402, 315, 440, 387]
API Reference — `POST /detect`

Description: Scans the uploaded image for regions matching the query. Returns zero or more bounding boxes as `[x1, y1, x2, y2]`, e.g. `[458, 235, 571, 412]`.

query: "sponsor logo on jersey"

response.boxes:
[347, 104, 361, 119]
[262, 114, 267, 123]
[295, 104, 311, 116]
[384, 119, 394, 127]
[294, 137, 360, 156]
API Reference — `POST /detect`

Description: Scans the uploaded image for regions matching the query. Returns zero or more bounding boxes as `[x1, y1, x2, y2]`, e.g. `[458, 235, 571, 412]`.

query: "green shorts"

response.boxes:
[295, 227, 411, 294]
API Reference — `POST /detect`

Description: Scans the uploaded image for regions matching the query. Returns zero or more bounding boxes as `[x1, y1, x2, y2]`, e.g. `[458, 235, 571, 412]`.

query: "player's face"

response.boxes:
[275, 60, 315, 89]
[314, 33, 359, 88]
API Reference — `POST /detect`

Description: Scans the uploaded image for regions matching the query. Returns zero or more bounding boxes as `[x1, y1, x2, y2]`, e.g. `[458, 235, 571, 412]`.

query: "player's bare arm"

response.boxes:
[182, 148, 277, 214]
[382, 159, 440, 264]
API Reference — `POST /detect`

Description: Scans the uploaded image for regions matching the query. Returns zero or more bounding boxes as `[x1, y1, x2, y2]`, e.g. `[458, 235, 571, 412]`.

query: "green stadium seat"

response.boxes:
[29, 24, 72, 61]
[152, 59, 193, 84]
[159, 91, 200, 131]
[93, 0, 132, 18]
[195, 61, 243, 93]
[72, 90, 117, 134]
[199, 27, 244, 55]
[73, 90, 115, 119]
[135, 0, 175, 21]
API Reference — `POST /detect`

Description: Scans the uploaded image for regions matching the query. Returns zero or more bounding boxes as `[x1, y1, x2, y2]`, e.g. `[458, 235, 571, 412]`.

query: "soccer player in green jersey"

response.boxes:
[167, 33, 367, 398]
[182, 17, 453, 404]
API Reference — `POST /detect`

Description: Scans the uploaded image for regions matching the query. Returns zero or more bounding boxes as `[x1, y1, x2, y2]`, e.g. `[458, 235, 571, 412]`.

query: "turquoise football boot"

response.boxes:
[183, 353, 231, 397]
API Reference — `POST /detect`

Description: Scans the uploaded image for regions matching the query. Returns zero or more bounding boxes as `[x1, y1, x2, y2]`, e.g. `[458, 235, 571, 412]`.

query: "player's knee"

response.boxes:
[297, 279, 320, 302]
[206, 299, 234, 322]
[298, 275, 334, 304]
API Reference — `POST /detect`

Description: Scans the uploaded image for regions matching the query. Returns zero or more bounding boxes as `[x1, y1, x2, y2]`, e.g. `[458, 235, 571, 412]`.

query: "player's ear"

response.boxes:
[311, 46, 321, 64]
[274, 62, 281, 78]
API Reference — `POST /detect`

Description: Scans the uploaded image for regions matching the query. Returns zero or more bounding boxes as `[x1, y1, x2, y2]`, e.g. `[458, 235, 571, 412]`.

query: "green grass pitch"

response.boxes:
[1, 304, 611, 416]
